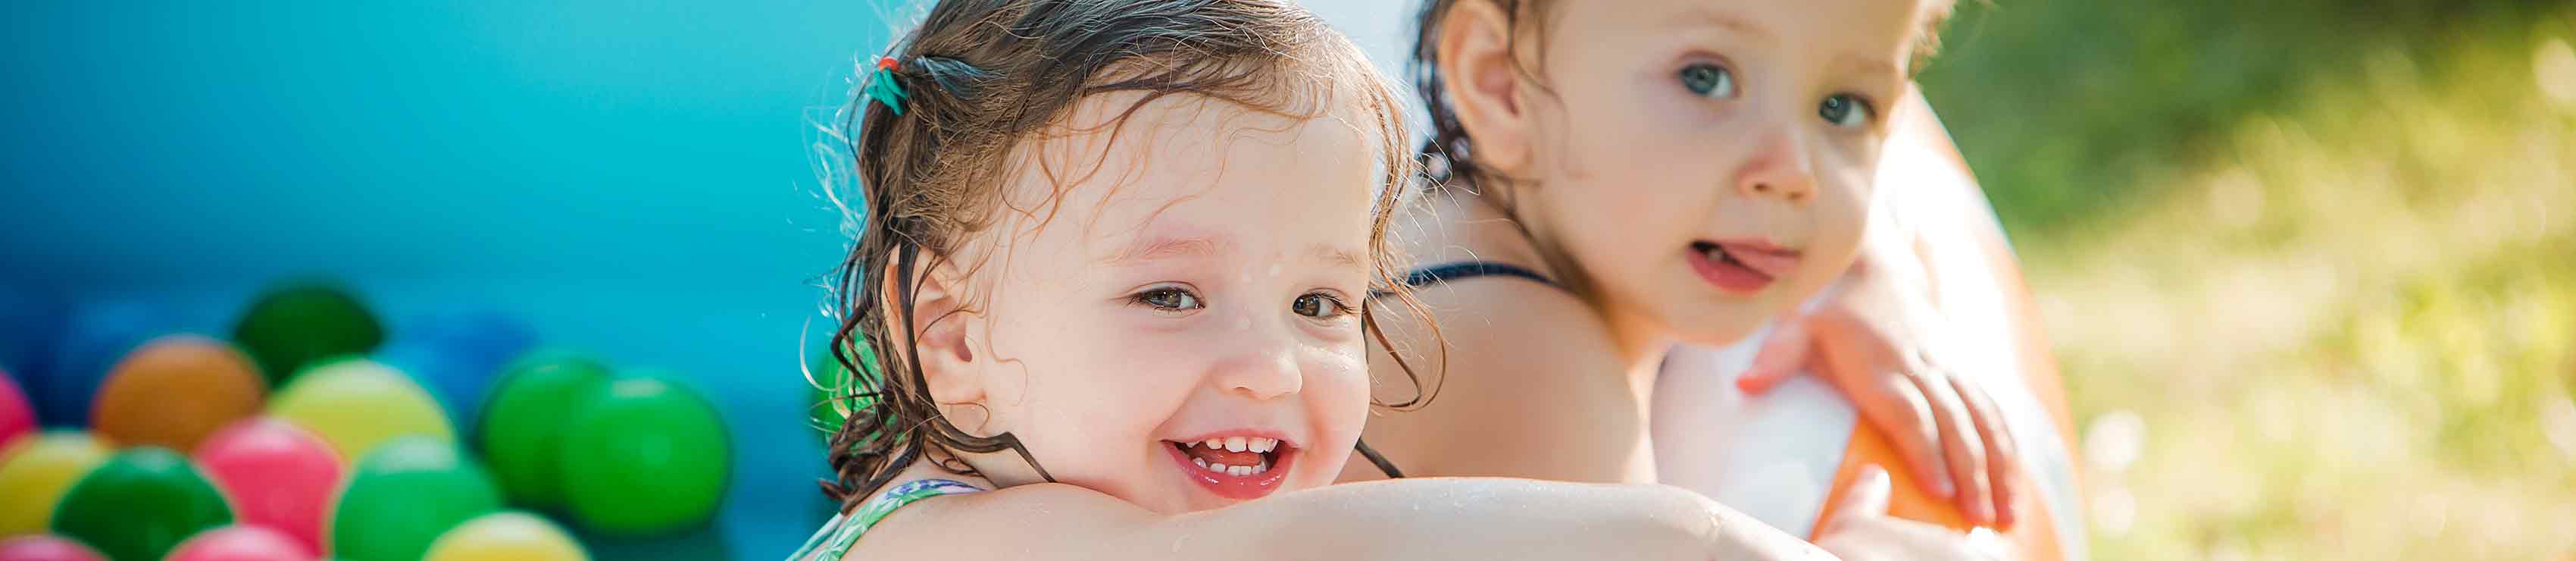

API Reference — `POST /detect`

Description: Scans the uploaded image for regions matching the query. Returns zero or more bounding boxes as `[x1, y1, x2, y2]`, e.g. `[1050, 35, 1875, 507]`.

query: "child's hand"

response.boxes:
[1733, 252, 2022, 528]
[1817, 466, 2010, 561]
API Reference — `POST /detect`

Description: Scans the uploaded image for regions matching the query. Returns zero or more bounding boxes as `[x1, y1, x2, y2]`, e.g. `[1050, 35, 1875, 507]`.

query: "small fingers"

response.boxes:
[1830, 464, 1895, 534]
[1738, 316, 1815, 394]
[1914, 368, 1993, 525]
[1858, 371, 1952, 501]
[1950, 374, 2022, 529]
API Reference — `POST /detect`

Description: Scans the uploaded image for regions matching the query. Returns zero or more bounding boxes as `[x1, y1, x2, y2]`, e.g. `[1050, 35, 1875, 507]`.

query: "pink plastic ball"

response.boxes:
[0, 371, 33, 452]
[165, 525, 314, 561]
[190, 418, 345, 557]
[0, 535, 108, 561]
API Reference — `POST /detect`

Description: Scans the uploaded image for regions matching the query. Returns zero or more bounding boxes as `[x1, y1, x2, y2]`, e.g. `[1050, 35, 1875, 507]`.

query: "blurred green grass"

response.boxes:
[1918, 2, 2576, 559]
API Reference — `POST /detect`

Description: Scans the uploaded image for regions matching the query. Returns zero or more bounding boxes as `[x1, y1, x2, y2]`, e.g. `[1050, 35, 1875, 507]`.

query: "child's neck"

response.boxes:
[1602, 307, 1677, 398]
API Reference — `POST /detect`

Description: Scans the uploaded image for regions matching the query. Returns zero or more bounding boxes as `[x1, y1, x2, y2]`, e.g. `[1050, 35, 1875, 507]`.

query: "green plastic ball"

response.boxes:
[49, 447, 232, 561]
[474, 349, 611, 508]
[330, 437, 502, 561]
[558, 374, 729, 536]
[806, 337, 880, 436]
[231, 282, 383, 386]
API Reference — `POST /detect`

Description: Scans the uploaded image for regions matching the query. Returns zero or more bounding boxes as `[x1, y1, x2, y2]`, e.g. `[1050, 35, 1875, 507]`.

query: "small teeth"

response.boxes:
[1177, 436, 1284, 478]
[1182, 437, 1283, 453]
[1187, 453, 1271, 476]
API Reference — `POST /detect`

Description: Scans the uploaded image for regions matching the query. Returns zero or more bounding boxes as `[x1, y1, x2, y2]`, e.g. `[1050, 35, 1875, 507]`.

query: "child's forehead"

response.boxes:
[993, 91, 1379, 260]
[1555, 0, 1934, 70]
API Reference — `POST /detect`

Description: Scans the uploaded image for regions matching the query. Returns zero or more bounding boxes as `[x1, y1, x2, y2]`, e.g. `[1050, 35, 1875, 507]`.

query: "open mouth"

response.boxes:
[1690, 241, 1777, 294]
[1162, 435, 1295, 500]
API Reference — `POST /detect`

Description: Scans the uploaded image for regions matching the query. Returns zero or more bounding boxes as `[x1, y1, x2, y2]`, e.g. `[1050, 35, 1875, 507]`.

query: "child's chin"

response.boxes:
[1156, 490, 1248, 513]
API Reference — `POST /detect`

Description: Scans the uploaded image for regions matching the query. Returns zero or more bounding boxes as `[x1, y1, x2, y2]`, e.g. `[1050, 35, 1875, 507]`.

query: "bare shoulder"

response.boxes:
[1349, 192, 1648, 483]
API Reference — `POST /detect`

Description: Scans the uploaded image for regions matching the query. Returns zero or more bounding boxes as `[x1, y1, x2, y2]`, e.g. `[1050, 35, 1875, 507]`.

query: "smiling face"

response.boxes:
[921, 92, 1383, 513]
[1461, 0, 1939, 348]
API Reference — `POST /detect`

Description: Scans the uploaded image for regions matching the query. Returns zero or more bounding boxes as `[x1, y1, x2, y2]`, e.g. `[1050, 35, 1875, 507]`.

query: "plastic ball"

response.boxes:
[420, 512, 586, 561]
[0, 372, 32, 452]
[328, 437, 499, 561]
[30, 301, 157, 428]
[557, 374, 728, 536]
[89, 336, 265, 451]
[474, 350, 608, 508]
[191, 418, 342, 556]
[0, 431, 111, 537]
[369, 342, 473, 429]
[377, 313, 533, 423]
[0, 534, 107, 561]
[0, 291, 64, 392]
[267, 359, 451, 462]
[164, 525, 311, 561]
[49, 447, 231, 561]
[230, 283, 382, 387]
[805, 339, 879, 437]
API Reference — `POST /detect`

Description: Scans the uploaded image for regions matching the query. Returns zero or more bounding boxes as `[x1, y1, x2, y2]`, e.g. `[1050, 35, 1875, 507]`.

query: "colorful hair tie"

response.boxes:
[864, 56, 908, 115]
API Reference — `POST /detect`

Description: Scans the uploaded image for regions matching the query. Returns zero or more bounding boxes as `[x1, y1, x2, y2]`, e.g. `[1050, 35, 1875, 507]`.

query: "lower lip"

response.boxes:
[1162, 443, 1293, 501]
[1688, 248, 1776, 294]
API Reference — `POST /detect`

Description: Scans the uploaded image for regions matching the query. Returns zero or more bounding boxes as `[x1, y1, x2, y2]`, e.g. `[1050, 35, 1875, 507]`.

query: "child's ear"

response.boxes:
[1438, 0, 1535, 175]
[887, 252, 983, 407]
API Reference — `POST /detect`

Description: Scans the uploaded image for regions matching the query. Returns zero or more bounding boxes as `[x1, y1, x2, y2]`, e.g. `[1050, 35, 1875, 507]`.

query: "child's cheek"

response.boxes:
[1301, 342, 1370, 465]
[1809, 168, 1877, 281]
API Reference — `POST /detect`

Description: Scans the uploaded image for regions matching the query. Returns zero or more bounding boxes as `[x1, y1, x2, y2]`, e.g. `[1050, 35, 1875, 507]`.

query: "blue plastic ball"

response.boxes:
[32, 301, 158, 427]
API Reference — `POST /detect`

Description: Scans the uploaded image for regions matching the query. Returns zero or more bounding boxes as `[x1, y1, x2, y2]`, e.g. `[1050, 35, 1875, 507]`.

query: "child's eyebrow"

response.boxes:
[1673, 8, 1773, 42]
[1104, 231, 1230, 267]
[1313, 245, 1366, 274]
[1099, 227, 1365, 277]
[1837, 54, 1902, 79]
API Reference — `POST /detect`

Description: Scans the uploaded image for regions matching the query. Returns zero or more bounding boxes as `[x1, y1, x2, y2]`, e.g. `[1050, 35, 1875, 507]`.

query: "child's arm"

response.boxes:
[854, 478, 1834, 560]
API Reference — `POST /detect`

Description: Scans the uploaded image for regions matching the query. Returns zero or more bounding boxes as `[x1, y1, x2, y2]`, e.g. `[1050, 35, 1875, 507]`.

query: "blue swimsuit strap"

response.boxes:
[1403, 261, 1565, 291]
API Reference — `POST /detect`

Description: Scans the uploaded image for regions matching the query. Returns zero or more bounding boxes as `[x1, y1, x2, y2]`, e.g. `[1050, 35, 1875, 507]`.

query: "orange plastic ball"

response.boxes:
[90, 336, 266, 452]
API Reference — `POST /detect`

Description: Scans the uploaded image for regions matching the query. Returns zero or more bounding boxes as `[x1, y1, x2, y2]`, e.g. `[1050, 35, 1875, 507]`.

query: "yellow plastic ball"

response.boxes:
[268, 358, 453, 461]
[422, 511, 589, 561]
[0, 431, 111, 537]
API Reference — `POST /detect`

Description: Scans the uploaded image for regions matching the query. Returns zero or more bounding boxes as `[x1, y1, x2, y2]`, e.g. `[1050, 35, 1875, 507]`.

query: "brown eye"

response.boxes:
[1134, 287, 1202, 311]
[1292, 293, 1349, 318]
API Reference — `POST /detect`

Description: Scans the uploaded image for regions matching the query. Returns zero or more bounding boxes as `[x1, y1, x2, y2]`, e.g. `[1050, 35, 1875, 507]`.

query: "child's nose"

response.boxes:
[1733, 126, 1818, 205]
[1212, 338, 1302, 402]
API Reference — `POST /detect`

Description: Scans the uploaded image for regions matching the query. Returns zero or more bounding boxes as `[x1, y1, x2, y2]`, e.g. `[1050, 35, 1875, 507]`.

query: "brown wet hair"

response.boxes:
[814, 0, 1442, 508]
